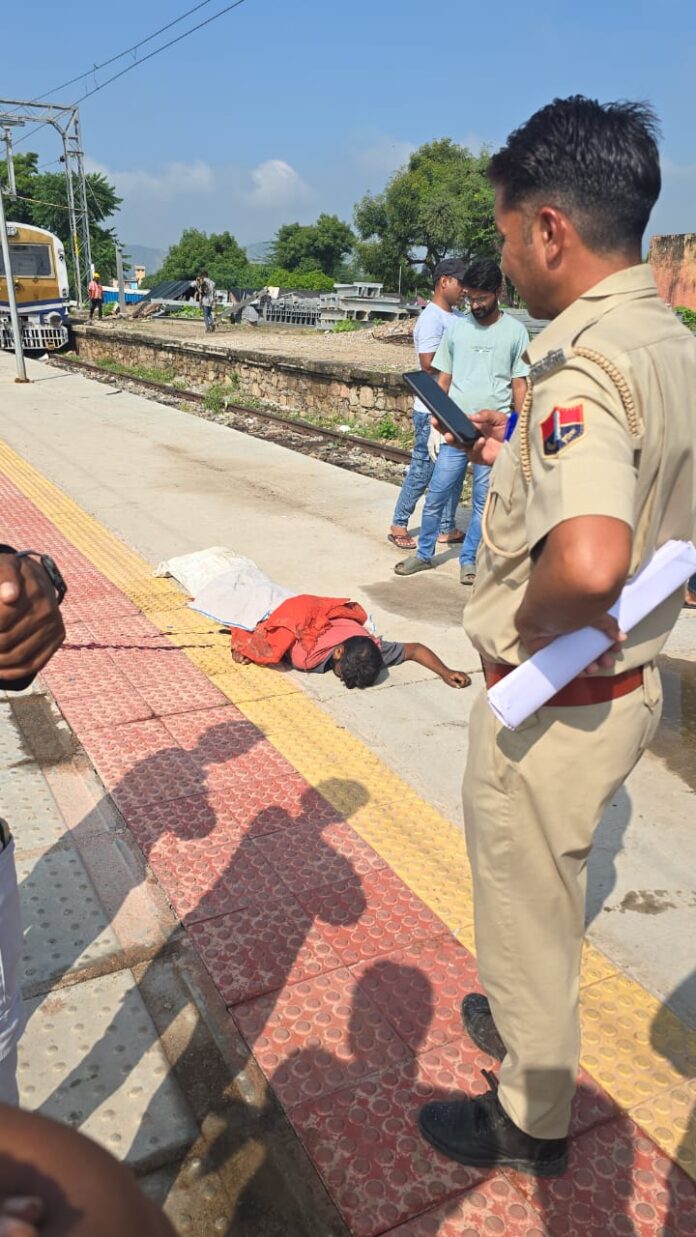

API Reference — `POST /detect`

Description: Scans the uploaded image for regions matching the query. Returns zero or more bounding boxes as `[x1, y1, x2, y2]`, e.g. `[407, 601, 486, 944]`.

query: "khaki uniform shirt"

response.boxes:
[465, 265, 696, 669]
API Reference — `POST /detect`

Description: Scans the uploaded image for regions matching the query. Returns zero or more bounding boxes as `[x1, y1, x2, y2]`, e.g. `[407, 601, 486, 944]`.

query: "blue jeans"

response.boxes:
[392, 411, 458, 532]
[417, 444, 491, 567]
[202, 304, 214, 331]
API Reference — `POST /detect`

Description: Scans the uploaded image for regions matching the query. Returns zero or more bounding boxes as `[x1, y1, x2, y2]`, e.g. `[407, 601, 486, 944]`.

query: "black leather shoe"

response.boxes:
[419, 1078, 568, 1177]
[461, 993, 507, 1061]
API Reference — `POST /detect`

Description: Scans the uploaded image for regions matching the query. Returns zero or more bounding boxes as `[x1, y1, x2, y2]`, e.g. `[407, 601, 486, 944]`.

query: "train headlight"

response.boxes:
[45, 311, 63, 326]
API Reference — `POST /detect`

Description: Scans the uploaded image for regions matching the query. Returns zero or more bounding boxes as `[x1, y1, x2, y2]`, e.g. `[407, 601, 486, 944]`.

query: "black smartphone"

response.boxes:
[403, 371, 483, 445]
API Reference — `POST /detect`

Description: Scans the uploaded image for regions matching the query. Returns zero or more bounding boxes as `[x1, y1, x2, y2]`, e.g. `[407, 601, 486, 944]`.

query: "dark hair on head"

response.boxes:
[200, 270, 208, 277]
[463, 258, 502, 293]
[335, 636, 383, 689]
[488, 96, 661, 253]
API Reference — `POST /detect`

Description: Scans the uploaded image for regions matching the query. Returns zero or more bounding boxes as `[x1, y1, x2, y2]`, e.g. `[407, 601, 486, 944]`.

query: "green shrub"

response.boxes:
[203, 377, 239, 413]
[331, 319, 363, 333]
[675, 306, 696, 332]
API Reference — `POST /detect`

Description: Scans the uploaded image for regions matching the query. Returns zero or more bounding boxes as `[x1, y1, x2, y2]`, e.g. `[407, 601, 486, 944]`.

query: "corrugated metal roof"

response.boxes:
[140, 280, 195, 303]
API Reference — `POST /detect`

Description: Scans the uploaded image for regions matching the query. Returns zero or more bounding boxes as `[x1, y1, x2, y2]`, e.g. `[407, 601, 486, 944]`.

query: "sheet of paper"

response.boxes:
[487, 540, 696, 730]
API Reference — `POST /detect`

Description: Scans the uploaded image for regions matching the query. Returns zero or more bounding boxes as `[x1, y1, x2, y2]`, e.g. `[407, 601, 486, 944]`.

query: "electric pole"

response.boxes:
[0, 175, 28, 381]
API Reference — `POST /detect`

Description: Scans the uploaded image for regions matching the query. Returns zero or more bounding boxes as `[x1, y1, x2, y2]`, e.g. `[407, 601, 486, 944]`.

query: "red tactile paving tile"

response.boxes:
[78, 718, 205, 810]
[388, 1177, 549, 1235]
[146, 831, 288, 923]
[162, 708, 294, 780]
[85, 613, 172, 646]
[513, 1117, 696, 1236]
[296, 870, 447, 967]
[233, 967, 412, 1108]
[291, 1060, 487, 1237]
[119, 782, 341, 855]
[255, 819, 386, 895]
[40, 644, 123, 698]
[211, 779, 340, 836]
[119, 670, 227, 718]
[189, 896, 344, 1005]
[60, 594, 141, 624]
[351, 936, 482, 1056]
[57, 688, 154, 731]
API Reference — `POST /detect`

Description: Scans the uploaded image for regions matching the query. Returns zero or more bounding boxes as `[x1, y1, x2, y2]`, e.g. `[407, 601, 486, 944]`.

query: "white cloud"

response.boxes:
[243, 158, 310, 208]
[87, 154, 315, 247]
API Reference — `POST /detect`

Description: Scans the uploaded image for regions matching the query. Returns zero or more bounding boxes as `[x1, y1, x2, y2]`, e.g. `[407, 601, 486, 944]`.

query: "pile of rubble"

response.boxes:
[370, 317, 416, 344]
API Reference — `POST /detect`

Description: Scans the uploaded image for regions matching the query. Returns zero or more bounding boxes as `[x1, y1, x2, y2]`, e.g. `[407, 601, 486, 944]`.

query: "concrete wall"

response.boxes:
[649, 234, 696, 309]
[72, 326, 412, 428]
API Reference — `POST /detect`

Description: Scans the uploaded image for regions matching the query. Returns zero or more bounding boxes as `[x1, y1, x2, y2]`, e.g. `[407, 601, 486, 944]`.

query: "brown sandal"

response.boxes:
[437, 530, 464, 545]
[388, 530, 417, 550]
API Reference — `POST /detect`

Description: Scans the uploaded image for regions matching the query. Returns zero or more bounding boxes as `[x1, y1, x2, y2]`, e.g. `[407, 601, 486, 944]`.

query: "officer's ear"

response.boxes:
[537, 206, 569, 265]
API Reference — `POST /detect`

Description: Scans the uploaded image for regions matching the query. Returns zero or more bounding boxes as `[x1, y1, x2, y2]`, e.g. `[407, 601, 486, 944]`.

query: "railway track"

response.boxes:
[48, 354, 412, 472]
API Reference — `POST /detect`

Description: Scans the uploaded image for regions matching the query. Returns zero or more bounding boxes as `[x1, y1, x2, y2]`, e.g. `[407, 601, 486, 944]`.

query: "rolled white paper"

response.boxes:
[487, 539, 696, 730]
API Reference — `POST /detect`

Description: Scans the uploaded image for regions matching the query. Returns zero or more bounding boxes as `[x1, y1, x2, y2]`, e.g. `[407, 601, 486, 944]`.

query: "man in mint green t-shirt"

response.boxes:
[395, 258, 529, 585]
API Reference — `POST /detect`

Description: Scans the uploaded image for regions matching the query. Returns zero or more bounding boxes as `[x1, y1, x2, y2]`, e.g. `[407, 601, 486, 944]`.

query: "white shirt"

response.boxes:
[412, 302, 461, 413]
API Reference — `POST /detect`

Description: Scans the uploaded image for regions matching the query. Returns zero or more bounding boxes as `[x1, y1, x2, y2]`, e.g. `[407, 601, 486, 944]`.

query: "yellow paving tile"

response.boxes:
[210, 670, 302, 705]
[580, 942, 619, 988]
[631, 1079, 696, 1178]
[580, 973, 696, 1109]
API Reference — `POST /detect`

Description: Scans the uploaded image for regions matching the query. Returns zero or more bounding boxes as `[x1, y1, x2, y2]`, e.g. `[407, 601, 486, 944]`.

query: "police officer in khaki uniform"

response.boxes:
[419, 96, 696, 1176]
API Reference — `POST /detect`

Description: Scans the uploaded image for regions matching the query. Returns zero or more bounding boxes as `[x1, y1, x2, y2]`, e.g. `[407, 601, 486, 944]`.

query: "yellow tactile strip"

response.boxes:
[1, 436, 694, 1180]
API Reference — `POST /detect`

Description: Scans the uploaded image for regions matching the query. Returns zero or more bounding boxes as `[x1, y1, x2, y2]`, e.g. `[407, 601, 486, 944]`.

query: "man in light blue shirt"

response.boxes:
[395, 258, 529, 584]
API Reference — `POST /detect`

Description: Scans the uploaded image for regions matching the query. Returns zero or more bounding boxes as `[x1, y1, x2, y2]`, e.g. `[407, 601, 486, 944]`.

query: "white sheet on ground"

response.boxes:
[154, 547, 253, 596]
[188, 561, 292, 630]
[488, 539, 696, 731]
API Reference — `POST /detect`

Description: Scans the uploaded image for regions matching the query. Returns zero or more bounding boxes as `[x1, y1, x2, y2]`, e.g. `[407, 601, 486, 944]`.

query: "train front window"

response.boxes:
[0, 244, 53, 278]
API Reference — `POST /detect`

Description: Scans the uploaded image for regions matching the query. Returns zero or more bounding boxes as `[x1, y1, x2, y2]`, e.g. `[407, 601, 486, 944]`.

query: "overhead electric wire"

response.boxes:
[72, 0, 249, 104]
[33, 0, 218, 102]
[14, 0, 250, 148]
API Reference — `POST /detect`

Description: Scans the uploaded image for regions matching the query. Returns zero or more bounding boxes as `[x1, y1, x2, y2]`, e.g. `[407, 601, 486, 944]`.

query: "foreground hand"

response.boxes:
[441, 669, 472, 689]
[0, 555, 65, 686]
[0, 1195, 43, 1236]
[430, 411, 506, 466]
[231, 648, 251, 665]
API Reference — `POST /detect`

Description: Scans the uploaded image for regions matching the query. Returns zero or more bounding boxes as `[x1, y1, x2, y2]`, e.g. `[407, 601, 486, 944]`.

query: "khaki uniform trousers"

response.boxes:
[462, 664, 662, 1139]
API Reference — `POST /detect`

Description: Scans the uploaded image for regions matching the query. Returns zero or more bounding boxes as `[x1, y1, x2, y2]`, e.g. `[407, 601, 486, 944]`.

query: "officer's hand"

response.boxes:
[430, 412, 505, 466]
[0, 554, 65, 686]
[581, 614, 626, 675]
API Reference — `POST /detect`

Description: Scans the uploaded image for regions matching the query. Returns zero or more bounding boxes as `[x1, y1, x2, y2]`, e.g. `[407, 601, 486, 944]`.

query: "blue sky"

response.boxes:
[4, 0, 694, 252]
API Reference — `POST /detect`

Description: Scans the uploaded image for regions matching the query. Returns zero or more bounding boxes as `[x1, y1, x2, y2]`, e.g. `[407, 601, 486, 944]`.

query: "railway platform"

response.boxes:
[1, 351, 695, 1234]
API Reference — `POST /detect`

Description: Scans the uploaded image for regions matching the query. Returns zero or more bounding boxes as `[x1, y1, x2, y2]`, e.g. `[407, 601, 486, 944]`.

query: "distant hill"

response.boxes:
[124, 244, 167, 275]
[245, 240, 272, 262]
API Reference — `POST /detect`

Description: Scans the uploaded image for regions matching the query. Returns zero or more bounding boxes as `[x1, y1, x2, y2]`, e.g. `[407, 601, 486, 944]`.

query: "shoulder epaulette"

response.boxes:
[528, 348, 567, 383]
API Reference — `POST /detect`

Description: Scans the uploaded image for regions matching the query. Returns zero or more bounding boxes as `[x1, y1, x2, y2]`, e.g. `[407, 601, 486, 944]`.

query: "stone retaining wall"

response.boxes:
[72, 326, 413, 428]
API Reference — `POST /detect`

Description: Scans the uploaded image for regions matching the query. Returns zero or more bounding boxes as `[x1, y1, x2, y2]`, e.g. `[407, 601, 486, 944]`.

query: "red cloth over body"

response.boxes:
[229, 594, 372, 667]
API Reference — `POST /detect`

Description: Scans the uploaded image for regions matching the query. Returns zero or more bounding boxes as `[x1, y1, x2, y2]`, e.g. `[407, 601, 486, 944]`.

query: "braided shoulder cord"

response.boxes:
[518, 346, 642, 485]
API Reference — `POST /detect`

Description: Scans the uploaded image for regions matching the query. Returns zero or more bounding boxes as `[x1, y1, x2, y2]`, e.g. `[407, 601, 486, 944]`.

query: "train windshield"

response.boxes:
[0, 244, 53, 278]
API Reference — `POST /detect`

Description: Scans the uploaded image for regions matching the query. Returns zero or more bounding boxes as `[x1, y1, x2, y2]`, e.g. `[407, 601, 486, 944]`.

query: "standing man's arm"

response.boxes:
[511, 377, 527, 412]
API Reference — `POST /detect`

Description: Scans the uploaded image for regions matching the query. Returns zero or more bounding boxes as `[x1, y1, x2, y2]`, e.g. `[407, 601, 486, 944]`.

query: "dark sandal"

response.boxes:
[388, 531, 417, 550]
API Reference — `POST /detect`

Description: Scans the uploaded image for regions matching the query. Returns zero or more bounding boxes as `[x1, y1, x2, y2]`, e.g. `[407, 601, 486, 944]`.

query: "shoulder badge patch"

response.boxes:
[541, 405, 585, 456]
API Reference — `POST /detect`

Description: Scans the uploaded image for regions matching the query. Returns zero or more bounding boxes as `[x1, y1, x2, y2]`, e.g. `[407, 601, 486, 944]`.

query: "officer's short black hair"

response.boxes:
[335, 636, 383, 689]
[463, 259, 502, 293]
[488, 96, 661, 254]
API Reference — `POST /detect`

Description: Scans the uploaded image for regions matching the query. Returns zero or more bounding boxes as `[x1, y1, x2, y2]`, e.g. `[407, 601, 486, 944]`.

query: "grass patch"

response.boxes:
[203, 376, 240, 412]
[94, 357, 180, 384]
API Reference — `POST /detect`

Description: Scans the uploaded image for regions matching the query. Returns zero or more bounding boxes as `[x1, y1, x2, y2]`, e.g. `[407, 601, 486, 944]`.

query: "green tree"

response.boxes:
[270, 213, 354, 278]
[151, 227, 249, 287]
[354, 139, 497, 291]
[1, 153, 122, 288]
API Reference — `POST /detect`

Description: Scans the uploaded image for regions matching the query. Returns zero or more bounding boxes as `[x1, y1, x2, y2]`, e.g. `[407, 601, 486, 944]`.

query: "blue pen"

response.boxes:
[504, 412, 518, 442]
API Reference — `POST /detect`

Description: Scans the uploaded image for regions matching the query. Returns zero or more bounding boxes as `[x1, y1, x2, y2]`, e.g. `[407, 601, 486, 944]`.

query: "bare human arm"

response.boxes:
[401, 642, 471, 689]
[511, 377, 527, 413]
[514, 515, 631, 668]
[418, 350, 439, 377]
